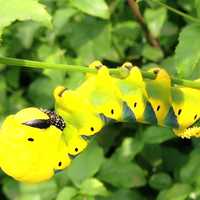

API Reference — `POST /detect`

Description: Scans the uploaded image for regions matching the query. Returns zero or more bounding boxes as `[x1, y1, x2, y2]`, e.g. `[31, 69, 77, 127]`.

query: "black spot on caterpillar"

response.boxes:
[27, 138, 34, 142]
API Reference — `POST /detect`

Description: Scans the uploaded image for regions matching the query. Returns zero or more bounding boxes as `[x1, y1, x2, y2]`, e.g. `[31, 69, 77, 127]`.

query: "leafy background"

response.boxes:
[0, 0, 200, 199]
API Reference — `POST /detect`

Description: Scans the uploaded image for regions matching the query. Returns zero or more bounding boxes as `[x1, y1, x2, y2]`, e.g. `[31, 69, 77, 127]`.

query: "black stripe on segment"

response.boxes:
[122, 102, 136, 123]
[143, 101, 157, 125]
[58, 88, 68, 97]
[23, 119, 51, 129]
[164, 106, 179, 129]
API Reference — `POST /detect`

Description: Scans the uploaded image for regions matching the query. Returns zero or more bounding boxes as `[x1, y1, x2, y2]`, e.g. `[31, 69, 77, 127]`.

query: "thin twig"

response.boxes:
[128, 0, 160, 48]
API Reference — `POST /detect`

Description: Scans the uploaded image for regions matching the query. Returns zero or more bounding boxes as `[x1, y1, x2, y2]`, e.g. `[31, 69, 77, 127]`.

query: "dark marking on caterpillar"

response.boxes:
[111, 109, 114, 115]
[123, 62, 133, 71]
[134, 102, 137, 108]
[164, 106, 179, 128]
[194, 114, 198, 120]
[144, 101, 157, 125]
[90, 127, 94, 132]
[23, 119, 51, 129]
[41, 109, 66, 131]
[58, 162, 62, 166]
[58, 88, 68, 97]
[27, 138, 34, 142]
[75, 148, 78, 152]
[153, 69, 159, 75]
[178, 109, 182, 115]
[157, 105, 160, 111]
[122, 101, 136, 123]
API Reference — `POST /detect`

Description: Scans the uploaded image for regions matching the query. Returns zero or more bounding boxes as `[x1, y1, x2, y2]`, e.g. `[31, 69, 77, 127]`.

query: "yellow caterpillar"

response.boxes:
[0, 61, 200, 183]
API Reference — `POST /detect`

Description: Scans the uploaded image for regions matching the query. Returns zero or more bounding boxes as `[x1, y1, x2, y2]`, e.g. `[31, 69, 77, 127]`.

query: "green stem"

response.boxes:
[0, 56, 96, 73]
[0, 56, 200, 89]
[150, 0, 200, 24]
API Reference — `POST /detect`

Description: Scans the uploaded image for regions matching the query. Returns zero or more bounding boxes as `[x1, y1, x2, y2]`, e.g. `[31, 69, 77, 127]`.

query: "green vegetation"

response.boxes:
[1, 0, 200, 199]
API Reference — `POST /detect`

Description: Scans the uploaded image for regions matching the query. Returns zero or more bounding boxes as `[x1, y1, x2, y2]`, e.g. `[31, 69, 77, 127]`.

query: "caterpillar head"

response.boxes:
[0, 107, 70, 183]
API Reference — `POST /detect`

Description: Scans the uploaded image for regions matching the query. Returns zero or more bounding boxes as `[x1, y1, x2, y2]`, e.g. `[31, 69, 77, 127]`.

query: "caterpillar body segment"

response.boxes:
[76, 65, 123, 121]
[171, 87, 200, 138]
[145, 68, 172, 126]
[54, 86, 105, 136]
[114, 66, 157, 125]
[62, 124, 88, 156]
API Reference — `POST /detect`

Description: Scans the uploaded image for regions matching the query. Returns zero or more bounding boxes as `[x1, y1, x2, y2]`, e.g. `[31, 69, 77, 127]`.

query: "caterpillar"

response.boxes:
[0, 61, 200, 183]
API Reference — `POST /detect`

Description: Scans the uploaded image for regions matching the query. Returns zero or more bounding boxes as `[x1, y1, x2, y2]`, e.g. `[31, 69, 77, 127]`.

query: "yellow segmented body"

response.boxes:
[1, 61, 200, 183]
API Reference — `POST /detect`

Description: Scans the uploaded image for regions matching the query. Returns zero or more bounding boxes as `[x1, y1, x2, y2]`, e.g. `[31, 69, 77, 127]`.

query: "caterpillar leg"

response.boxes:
[174, 127, 200, 139]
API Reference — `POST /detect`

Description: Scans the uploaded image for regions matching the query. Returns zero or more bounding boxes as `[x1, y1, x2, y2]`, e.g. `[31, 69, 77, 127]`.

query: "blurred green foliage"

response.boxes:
[0, 0, 200, 199]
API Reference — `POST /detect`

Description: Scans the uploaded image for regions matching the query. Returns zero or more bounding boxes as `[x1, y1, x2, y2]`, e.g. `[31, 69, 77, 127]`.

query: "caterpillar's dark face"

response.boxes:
[23, 109, 65, 131]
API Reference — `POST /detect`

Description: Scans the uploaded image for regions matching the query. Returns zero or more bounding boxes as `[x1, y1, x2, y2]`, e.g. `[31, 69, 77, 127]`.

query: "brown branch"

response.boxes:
[128, 0, 160, 48]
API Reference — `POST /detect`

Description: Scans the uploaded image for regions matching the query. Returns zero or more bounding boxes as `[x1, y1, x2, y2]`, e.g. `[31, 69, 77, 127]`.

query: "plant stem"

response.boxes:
[150, 0, 200, 24]
[128, 0, 160, 48]
[0, 56, 200, 89]
[0, 56, 96, 73]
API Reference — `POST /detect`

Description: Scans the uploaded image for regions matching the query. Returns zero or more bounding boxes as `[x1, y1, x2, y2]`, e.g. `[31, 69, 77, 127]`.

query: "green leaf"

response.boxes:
[98, 158, 146, 188]
[2, 178, 20, 200]
[195, 0, 200, 18]
[100, 189, 145, 200]
[141, 144, 162, 167]
[42, 47, 67, 84]
[112, 21, 141, 59]
[141, 126, 175, 144]
[142, 45, 164, 62]
[19, 180, 58, 200]
[149, 172, 172, 190]
[79, 178, 109, 197]
[53, 8, 77, 35]
[73, 195, 95, 200]
[70, 0, 110, 19]
[0, 75, 6, 115]
[66, 17, 111, 65]
[161, 56, 177, 76]
[56, 187, 77, 200]
[175, 24, 200, 78]
[157, 183, 192, 200]
[5, 68, 20, 89]
[162, 147, 187, 173]
[67, 142, 104, 186]
[64, 72, 85, 90]
[7, 91, 29, 113]
[180, 149, 200, 186]
[144, 7, 167, 37]
[16, 21, 41, 49]
[0, 0, 51, 37]
[112, 137, 144, 162]
[28, 77, 56, 109]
